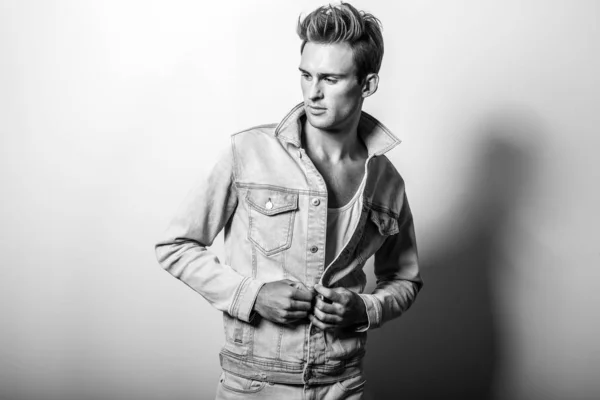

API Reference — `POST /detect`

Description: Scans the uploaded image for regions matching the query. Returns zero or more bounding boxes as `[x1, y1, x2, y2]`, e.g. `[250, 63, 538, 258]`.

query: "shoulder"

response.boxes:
[368, 155, 409, 219]
[370, 154, 406, 188]
[231, 123, 278, 141]
[229, 122, 287, 158]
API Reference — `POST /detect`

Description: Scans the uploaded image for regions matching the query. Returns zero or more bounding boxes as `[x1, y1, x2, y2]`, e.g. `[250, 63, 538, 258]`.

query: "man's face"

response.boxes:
[299, 42, 364, 132]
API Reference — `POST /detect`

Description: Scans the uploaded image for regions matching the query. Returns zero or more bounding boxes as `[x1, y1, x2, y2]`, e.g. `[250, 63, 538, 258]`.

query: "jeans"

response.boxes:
[215, 370, 369, 400]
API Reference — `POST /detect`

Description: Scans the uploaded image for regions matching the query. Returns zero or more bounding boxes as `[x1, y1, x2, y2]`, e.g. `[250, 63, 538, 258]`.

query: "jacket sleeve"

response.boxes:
[358, 192, 423, 330]
[154, 144, 264, 323]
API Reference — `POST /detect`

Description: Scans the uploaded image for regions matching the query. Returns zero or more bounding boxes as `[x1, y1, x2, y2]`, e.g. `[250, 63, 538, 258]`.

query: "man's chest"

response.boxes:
[309, 158, 366, 208]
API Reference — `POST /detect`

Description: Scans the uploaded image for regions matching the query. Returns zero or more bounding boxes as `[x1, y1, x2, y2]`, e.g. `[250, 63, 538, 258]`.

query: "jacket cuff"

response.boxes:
[356, 294, 382, 331]
[230, 277, 265, 323]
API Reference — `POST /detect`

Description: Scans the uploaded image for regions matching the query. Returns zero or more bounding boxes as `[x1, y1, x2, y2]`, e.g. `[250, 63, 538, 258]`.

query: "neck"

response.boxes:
[302, 112, 365, 163]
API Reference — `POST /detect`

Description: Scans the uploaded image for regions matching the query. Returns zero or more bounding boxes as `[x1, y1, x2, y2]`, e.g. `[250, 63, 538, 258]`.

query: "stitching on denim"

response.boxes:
[282, 245, 289, 279]
[324, 204, 370, 286]
[247, 207, 296, 257]
[245, 190, 299, 215]
[275, 102, 401, 156]
[230, 277, 248, 317]
[221, 348, 365, 372]
[276, 325, 284, 360]
[335, 373, 366, 393]
[230, 135, 240, 182]
[236, 182, 327, 197]
[361, 111, 401, 153]
[221, 371, 267, 394]
[234, 278, 250, 318]
[366, 202, 400, 220]
[251, 244, 258, 279]
[373, 295, 382, 327]
[231, 123, 278, 138]
[274, 103, 304, 144]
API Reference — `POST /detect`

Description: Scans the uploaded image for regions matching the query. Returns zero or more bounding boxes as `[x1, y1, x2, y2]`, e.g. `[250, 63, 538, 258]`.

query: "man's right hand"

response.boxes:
[253, 279, 315, 325]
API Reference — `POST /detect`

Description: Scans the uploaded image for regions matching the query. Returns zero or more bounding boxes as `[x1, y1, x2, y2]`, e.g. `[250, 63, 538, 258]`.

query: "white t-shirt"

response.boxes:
[324, 173, 367, 267]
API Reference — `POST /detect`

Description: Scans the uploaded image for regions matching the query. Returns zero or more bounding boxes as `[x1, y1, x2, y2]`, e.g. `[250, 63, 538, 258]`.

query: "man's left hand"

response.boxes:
[309, 284, 367, 331]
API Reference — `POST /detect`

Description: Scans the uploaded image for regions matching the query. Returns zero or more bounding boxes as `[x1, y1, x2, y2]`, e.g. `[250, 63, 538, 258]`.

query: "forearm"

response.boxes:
[155, 238, 264, 322]
[359, 192, 423, 330]
[358, 278, 420, 330]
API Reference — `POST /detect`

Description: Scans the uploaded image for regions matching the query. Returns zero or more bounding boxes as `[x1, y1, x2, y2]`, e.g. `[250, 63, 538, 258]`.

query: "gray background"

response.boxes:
[1, 1, 599, 399]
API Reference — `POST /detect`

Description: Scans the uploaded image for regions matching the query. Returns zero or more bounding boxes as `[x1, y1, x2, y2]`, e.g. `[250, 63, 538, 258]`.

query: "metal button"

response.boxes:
[311, 198, 320, 206]
[265, 199, 273, 210]
[310, 246, 318, 253]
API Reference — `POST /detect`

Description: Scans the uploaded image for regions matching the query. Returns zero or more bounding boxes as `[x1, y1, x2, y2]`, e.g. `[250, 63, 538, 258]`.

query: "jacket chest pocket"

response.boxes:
[246, 189, 299, 256]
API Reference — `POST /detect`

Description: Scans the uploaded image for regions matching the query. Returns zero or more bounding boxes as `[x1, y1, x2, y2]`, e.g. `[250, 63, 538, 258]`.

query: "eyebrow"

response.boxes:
[298, 67, 345, 79]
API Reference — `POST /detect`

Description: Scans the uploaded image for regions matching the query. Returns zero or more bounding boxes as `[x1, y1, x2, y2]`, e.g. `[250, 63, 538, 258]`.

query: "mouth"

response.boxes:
[307, 105, 327, 115]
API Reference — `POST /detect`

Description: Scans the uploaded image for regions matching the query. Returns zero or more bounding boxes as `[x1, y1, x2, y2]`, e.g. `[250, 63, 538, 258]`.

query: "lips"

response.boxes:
[307, 105, 326, 115]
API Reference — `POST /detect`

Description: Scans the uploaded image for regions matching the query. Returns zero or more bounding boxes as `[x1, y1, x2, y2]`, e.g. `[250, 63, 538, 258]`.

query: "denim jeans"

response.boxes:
[215, 370, 369, 400]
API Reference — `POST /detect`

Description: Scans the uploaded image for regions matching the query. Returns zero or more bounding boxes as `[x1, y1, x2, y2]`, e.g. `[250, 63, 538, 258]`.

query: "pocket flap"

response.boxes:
[246, 189, 299, 216]
[369, 208, 399, 236]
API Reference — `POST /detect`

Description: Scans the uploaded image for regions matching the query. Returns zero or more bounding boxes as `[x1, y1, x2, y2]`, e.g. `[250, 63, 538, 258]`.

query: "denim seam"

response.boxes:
[246, 190, 299, 215]
[231, 123, 278, 138]
[230, 135, 240, 182]
[237, 182, 326, 197]
[231, 277, 249, 318]
[247, 208, 296, 256]
[221, 348, 365, 371]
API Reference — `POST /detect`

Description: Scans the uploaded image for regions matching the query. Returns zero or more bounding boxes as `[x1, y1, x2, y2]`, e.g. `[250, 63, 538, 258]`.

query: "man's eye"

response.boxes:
[301, 74, 311, 80]
[324, 78, 338, 84]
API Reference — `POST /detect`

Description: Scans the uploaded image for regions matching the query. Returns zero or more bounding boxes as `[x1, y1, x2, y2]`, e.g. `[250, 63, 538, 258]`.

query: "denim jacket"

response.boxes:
[155, 103, 423, 385]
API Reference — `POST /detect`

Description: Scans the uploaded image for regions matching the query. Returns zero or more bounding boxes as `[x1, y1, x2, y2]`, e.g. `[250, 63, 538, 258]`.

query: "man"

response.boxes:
[155, 3, 422, 399]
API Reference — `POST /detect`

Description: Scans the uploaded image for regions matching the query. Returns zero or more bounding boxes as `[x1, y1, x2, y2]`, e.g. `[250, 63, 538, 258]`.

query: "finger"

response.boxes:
[314, 284, 343, 303]
[309, 314, 336, 331]
[315, 297, 342, 315]
[292, 287, 315, 302]
[313, 307, 343, 324]
[290, 299, 312, 311]
[289, 280, 310, 291]
[283, 310, 309, 321]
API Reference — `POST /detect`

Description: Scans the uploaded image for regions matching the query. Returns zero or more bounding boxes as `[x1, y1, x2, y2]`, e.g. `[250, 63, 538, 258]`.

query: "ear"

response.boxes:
[361, 73, 379, 98]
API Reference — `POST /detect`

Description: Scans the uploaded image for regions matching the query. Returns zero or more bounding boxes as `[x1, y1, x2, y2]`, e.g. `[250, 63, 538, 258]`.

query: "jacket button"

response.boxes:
[311, 198, 320, 206]
[310, 246, 318, 253]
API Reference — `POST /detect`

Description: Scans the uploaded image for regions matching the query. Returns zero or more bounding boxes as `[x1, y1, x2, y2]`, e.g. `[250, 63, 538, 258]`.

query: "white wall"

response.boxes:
[1, 1, 598, 399]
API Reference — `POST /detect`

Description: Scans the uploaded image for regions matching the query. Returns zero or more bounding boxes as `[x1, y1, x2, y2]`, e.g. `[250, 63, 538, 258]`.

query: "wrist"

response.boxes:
[251, 283, 267, 317]
[353, 292, 368, 326]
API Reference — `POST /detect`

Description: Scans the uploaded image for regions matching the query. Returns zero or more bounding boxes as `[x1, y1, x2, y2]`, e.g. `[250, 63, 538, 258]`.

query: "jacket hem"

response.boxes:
[219, 349, 365, 385]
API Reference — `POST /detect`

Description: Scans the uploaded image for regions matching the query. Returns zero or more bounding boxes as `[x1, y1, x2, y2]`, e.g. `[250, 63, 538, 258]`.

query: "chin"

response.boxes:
[307, 119, 334, 130]
[306, 113, 335, 130]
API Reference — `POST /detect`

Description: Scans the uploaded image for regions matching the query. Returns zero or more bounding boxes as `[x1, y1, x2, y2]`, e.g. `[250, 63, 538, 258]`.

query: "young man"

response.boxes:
[155, 3, 422, 399]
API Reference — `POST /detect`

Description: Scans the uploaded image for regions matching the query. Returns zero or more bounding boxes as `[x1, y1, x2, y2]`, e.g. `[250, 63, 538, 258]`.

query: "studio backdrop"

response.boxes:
[1, 1, 599, 399]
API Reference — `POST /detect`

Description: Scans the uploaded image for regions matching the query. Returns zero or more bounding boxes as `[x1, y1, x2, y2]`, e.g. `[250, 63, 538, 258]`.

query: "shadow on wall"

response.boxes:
[364, 110, 539, 400]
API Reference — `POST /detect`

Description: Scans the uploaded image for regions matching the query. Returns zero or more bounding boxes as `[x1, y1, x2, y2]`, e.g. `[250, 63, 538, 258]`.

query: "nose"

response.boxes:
[308, 80, 323, 101]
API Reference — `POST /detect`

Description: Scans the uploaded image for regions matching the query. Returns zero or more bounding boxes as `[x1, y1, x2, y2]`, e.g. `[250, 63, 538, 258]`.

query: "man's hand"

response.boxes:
[254, 279, 315, 325]
[309, 284, 367, 331]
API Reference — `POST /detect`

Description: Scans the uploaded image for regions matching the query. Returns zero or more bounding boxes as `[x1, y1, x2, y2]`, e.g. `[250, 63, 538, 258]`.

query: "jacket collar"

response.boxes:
[274, 102, 401, 157]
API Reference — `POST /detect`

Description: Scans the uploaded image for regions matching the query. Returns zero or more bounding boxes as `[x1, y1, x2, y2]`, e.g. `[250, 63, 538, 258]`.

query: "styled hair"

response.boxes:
[297, 2, 384, 82]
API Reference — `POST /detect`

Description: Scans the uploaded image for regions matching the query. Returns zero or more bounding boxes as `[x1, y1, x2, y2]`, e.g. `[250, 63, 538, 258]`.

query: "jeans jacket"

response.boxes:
[154, 103, 423, 385]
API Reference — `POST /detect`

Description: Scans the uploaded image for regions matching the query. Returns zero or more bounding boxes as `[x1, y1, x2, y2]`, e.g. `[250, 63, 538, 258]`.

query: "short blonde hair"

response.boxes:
[297, 2, 384, 82]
